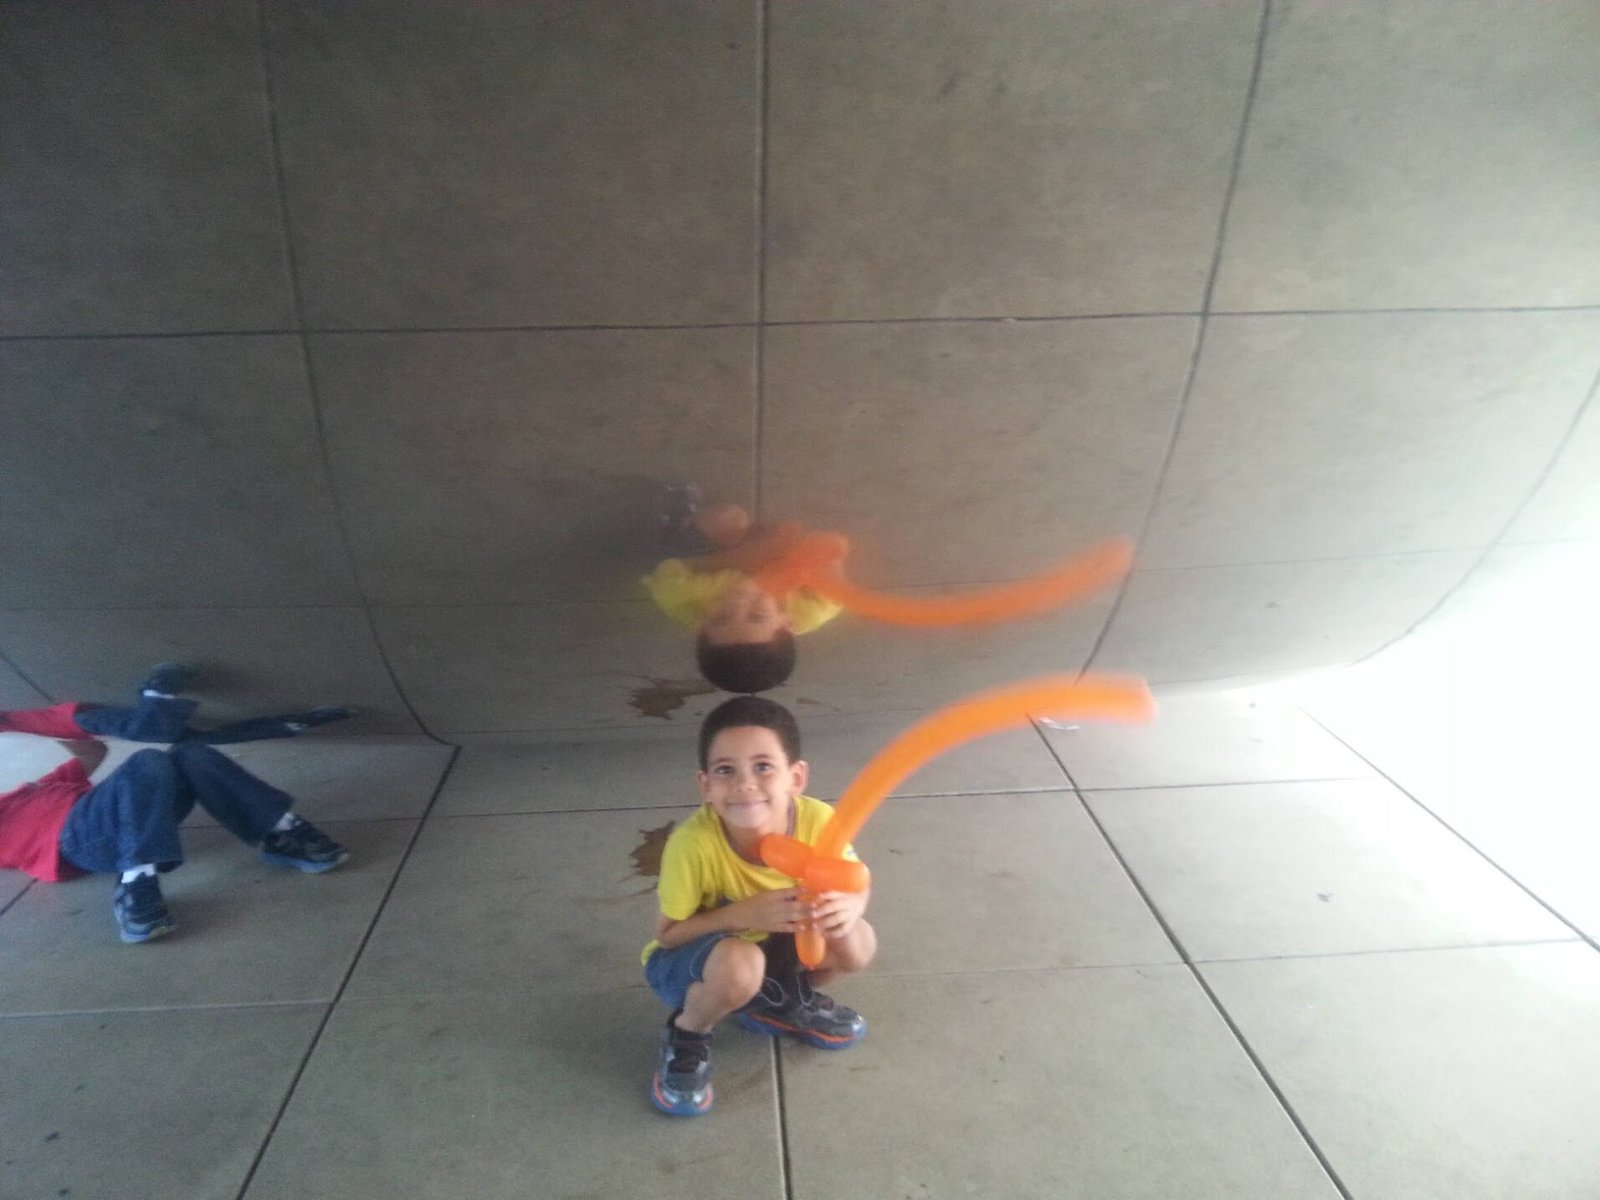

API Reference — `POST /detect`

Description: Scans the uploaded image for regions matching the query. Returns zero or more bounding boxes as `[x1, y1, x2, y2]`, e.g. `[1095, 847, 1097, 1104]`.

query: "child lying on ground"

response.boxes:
[0, 664, 351, 943]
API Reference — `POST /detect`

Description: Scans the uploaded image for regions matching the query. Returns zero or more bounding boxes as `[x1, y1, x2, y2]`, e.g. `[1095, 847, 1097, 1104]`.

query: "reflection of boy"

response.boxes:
[643, 696, 876, 1117]
[0, 665, 351, 943]
[643, 502, 842, 694]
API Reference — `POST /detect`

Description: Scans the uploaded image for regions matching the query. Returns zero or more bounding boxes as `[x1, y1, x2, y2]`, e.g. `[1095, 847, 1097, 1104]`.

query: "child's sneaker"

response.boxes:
[113, 874, 176, 944]
[260, 819, 349, 873]
[139, 661, 193, 697]
[651, 1013, 714, 1117]
[736, 972, 866, 1049]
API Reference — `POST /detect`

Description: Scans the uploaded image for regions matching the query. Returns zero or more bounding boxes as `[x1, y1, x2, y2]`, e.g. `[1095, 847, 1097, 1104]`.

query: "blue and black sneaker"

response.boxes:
[260, 818, 349, 873]
[113, 874, 176, 944]
[650, 1013, 713, 1117]
[735, 971, 866, 1049]
[139, 662, 193, 698]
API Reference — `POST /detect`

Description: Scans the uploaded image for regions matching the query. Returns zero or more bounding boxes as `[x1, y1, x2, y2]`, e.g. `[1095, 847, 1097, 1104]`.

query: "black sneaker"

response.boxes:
[736, 971, 866, 1049]
[259, 819, 348, 873]
[113, 875, 175, 944]
[139, 661, 193, 697]
[281, 706, 355, 734]
[650, 1013, 713, 1116]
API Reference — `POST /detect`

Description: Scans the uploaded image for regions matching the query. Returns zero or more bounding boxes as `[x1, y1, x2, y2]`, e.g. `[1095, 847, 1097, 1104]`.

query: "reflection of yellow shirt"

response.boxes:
[640, 559, 841, 634]
[641, 796, 859, 964]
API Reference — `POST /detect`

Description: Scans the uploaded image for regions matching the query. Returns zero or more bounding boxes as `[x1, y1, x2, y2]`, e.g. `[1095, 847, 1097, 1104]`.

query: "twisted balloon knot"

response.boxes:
[759, 833, 871, 893]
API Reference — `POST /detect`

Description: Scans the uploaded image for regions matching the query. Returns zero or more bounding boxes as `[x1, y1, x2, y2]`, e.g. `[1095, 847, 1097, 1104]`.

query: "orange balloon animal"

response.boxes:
[753, 534, 1133, 627]
[760, 673, 1157, 967]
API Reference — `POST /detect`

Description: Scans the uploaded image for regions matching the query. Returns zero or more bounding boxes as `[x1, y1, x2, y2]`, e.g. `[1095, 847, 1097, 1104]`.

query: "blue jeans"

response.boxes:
[75, 693, 336, 746]
[58, 743, 293, 875]
[75, 695, 199, 743]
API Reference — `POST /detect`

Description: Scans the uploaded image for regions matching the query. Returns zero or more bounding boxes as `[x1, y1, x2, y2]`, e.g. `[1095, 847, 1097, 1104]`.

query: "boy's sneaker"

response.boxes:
[651, 1013, 714, 1117]
[113, 875, 175, 944]
[281, 706, 355, 734]
[260, 819, 349, 873]
[735, 972, 866, 1049]
[139, 661, 193, 697]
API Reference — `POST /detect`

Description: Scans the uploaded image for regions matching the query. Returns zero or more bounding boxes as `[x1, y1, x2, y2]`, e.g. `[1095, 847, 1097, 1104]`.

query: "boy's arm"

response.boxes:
[654, 888, 806, 949]
[677, 521, 806, 575]
[55, 739, 108, 777]
[0, 703, 93, 738]
[652, 824, 806, 950]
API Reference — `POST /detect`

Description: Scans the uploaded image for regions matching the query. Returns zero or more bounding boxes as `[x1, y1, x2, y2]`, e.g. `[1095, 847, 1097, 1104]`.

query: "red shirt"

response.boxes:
[0, 704, 95, 882]
[0, 702, 90, 738]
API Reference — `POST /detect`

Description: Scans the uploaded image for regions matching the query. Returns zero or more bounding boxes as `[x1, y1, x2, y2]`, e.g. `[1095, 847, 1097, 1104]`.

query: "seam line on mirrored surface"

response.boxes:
[753, 0, 771, 518]
[0, 643, 54, 702]
[6, 308, 1598, 345]
[1299, 710, 1600, 956]
[255, 0, 445, 745]
[1338, 354, 1600, 670]
[1081, 0, 1275, 676]
[1033, 716, 1357, 1200]
[0, 544, 1521, 613]
[230, 742, 462, 1199]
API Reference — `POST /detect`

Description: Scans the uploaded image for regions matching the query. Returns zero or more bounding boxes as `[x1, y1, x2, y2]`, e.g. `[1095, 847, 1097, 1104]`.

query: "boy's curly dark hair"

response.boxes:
[695, 630, 796, 694]
[698, 695, 802, 769]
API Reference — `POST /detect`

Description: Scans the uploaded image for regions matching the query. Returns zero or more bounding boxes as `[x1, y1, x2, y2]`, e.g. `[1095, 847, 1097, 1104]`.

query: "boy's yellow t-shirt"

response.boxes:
[641, 795, 859, 965]
[640, 560, 842, 634]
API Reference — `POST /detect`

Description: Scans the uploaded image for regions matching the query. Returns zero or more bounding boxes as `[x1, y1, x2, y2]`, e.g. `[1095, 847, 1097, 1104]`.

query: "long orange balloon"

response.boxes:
[755, 535, 1133, 627]
[761, 673, 1157, 967]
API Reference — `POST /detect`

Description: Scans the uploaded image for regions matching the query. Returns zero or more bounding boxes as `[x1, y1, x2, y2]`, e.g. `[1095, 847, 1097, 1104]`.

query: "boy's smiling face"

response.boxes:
[701, 578, 793, 646]
[698, 724, 808, 839]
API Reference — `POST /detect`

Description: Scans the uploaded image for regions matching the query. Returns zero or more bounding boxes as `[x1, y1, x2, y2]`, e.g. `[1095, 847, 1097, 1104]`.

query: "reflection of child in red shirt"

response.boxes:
[0, 664, 351, 943]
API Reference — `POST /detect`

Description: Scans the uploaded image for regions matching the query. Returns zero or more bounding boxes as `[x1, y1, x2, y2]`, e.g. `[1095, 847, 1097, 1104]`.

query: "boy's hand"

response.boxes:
[730, 888, 806, 934]
[811, 889, 868, 939]
[55, 738, 108, 776]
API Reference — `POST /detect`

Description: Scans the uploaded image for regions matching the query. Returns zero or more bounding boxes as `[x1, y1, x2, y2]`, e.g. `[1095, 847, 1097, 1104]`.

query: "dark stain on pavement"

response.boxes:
[631, 820, 676, 878]
[629, 677, 716, 719]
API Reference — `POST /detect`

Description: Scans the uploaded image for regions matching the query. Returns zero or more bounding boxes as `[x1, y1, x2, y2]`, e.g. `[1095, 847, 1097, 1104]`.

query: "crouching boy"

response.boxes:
[643, 696, 876, 1116]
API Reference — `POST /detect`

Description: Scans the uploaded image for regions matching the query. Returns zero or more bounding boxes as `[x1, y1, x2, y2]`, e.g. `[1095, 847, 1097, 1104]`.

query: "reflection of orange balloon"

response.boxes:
[754, 535, 1132, 627]
[760, 674, 1156, 967]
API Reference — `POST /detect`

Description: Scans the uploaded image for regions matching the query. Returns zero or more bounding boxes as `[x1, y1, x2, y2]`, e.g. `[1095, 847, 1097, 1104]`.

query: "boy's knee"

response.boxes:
[704, 937, 767, 1004]
[831, 920, 877, 974]
[123, 747, 180, 783]
[169, 740, 221, 765]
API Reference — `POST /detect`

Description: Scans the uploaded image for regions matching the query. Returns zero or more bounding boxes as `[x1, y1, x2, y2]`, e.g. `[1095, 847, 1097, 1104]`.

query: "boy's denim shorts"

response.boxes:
[644, 932, 734, 1011]
[645, 932, 797, 1011]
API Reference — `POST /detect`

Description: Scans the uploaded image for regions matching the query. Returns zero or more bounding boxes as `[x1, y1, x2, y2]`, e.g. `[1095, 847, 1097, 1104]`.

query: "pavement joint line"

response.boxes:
[230, 741, 463, 1199]
[1035, 711, 1358, 1200]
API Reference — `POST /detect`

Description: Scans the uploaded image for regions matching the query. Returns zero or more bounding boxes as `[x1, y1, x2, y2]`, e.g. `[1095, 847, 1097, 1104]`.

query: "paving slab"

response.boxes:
[782, 967, 1340, 1200]
[345, 809, 675, 998]
[861, 792, 1176, 974]
[1203, 943, 1600, 1200]
[1086, 779, 1573, 960]
[0, 1004, 324, 1200]
[0, 820, 414, 1013]
[242, 988, 782, 1200]
[1041, 691, 1372, 790]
